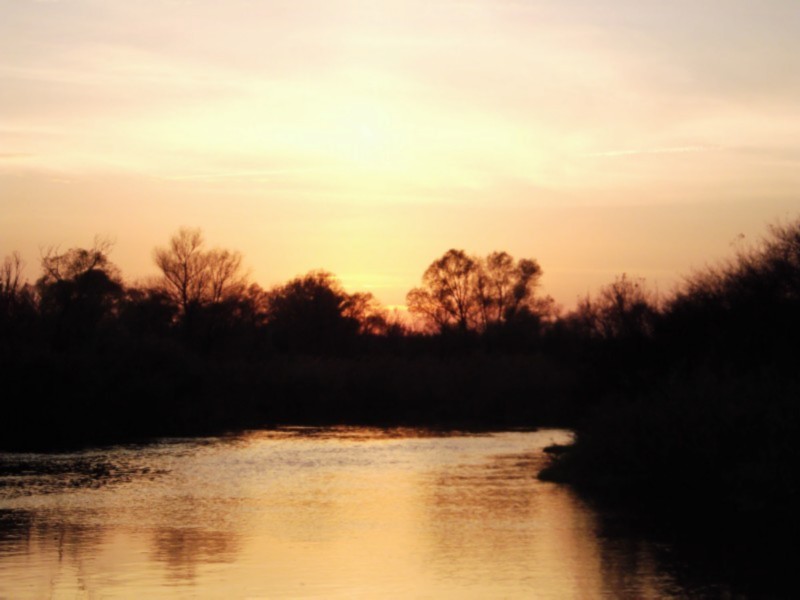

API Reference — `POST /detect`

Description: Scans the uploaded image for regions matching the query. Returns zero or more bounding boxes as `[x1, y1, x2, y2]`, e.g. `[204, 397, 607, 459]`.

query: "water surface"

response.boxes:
[0, 428, 725, 598]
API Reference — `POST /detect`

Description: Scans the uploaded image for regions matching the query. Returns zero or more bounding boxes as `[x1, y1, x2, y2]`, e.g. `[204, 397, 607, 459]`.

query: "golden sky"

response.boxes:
[2, 0, 799, 307]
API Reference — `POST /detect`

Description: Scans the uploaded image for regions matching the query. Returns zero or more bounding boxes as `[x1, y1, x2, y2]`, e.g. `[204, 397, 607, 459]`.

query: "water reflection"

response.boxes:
[150, 527, 239, 581]
[0, 428, 753, 598]
[423, 446, 679, 599]
[0, 509, 108, 598]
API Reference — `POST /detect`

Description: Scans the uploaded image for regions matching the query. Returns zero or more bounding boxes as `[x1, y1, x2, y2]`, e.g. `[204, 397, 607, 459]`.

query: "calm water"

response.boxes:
[0, 428, 733, 598]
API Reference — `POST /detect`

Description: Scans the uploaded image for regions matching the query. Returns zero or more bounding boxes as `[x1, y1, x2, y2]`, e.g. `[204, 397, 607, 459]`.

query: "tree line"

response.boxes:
[6, 219, 800, 370]
[2, 220, 798, 448]
[0, 226, 580, 449]
[0, 223, 661, 447]
[1, 228, 388, 355]
[1, 227, 569, 354]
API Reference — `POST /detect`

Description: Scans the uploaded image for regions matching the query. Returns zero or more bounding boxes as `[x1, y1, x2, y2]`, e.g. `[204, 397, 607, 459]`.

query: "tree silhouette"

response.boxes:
[119, 287, 177, 339]
[1, 252, 26, 318]
[0, 251, 35, 338]
[153, 228, 246, 317]
[407, 249, 480, 332]
[266, 271, 379, 353]
[342, 291, 388, 335]
[477, 252, 542, 328]
[663, 220, 800, 365]
[36, 238, 124, 346]
[407, 249, 545, 333]
[1, 252, 25, 302]
[572, 274, 657, 340]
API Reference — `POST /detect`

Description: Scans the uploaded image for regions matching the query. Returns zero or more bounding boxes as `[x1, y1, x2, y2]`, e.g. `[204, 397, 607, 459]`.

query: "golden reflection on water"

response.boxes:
[0, 428, 681, 598]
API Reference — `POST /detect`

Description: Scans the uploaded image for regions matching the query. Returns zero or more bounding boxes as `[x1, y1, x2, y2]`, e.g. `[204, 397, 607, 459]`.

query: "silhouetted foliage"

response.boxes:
[570, 274, 658, 341]
[407, 249, 479, 332]
[660, 221, 800, 368]
[119, 287, 178, 339]
[342, 291, 389, 335]
[36, 238, 124, 347]
[265, 271, 382, 353]
[0, 252, 25, 311]
[477, 251, 543, 328]
[544, 218, 800, 546]
[183, 285, 272, 356]
[0, 252, 36, 339]
[407, 249, 548, 337]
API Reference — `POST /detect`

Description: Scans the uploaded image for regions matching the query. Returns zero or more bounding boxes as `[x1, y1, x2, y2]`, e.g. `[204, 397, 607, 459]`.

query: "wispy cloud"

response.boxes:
[582, 145, 717, 158]
[161, 168, 334, 182]
[0, 152, 35, 160]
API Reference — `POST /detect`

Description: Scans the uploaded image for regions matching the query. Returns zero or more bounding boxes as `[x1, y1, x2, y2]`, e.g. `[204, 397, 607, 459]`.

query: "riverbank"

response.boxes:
[538, 219, 800, 575]
[1, 346, 577, 451]
[539, 365, 800, 595]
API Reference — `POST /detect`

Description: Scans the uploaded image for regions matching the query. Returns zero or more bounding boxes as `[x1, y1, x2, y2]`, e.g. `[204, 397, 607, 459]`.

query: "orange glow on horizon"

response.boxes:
[2, 0, 799, 308]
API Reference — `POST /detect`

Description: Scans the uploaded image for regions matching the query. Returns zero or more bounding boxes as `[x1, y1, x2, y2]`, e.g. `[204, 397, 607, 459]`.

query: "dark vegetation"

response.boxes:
[1, 221, 799, 548]
[541, 222, 800, 554]
[0, 230, 568, 450]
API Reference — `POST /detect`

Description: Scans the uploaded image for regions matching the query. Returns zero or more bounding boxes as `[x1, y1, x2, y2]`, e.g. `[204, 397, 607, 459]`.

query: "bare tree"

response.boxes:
[0, 250, 39, 339]
[153, 228, 247, 315]
[575, 274, 658, 339]
[1, 252, 27, 318]
[154, 228, 209, 314]
[207, 248, 246, 304]
[39, 236, 118, 284]
[1, 251, 25, 300]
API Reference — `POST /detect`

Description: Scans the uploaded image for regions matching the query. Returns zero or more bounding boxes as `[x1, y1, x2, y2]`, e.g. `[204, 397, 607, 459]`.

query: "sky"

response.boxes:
[2, 0, 800, 309]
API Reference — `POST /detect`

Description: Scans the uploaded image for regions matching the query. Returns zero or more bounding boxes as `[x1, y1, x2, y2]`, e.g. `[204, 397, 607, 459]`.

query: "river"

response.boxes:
[0, 428, 744, 598]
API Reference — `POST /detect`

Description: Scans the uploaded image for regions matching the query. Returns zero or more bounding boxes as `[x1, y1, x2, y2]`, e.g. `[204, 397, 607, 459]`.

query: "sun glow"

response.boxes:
[2, 0, 799, 308]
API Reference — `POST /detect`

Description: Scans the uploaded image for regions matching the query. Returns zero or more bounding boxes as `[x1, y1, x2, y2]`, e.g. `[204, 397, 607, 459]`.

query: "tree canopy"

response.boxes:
[406, 249, 544, 333]
[266, 270, 384, 352]
[35, 237, 124, 346]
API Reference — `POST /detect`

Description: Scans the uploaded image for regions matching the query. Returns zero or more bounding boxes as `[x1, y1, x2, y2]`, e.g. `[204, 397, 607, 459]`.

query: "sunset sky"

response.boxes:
[2, 0, 799, 308]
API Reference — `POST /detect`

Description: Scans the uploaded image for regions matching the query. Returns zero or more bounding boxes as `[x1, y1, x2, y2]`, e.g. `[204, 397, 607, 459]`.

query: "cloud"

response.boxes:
[160, 167, 335, 182]
[582, 146, 717, 158]
[0, 152, 35, 159]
